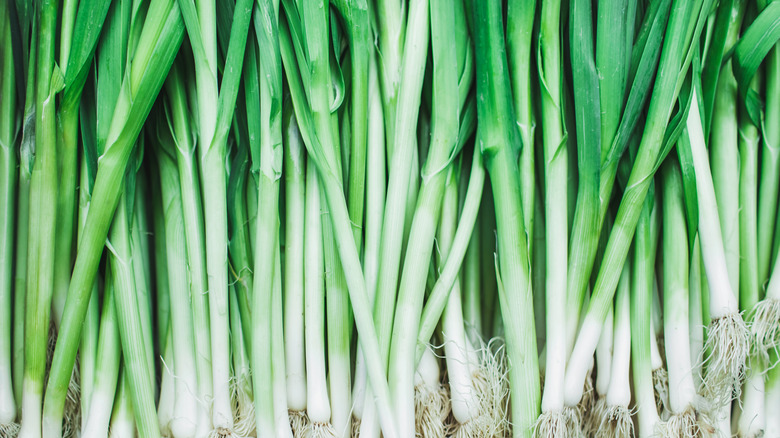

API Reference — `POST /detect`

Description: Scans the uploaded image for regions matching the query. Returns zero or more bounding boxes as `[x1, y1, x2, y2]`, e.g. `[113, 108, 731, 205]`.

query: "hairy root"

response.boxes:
[534, 408, 582, 438]
[304, 421, 337, 438]
[290, 410, 309, 438]
[0, 422, 21, 438]
[63, 365, 81, 438]
[660, 407, 716, 438]
[577, 371, 595, 424]
[701, 313, 750, 404]
[750, 298, 780, 361]
[230, 376, 255, 438]
[583, 396, 606, 437]
[594, 405, 633, 438]
[653, 367, 670, 418]
[415, 380, 448, 438]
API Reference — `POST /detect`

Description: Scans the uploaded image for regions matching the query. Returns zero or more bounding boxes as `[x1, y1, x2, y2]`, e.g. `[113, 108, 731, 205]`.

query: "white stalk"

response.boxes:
[686, 88, 748, 399]
[595, 308, 614, 398]
[689, 238, 704, 390]
[413, 348, 445, 438]
[272, 249, 294, 438]
[109, 374, 135, 438]
[737, 370, 765, 438]
[606, 264, 632, 411]
[303, 163, 332, 428]
[596, 263, 633, 438]
[157, 329, 175, 437]
[765, 363, 780, 437]
[283, 110, 307, 415]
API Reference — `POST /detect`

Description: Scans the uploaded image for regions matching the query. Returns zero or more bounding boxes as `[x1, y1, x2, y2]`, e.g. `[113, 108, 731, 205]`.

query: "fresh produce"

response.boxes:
[3, 0, 780, 437]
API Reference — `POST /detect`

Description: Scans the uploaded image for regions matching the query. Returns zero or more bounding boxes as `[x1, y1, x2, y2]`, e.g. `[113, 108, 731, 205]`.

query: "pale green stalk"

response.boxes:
[164, 61, 213, 436]
[80, 275, 120, 438]
[13, 21, 37, 410]
[108, 371, 135, 438]
[108, 186, 160, 438]
[709, 0, 745, 298]
[283, 110, 307, 416]
[539, 0, 568, 421]
[178, 0, 253, 427]
[506, 0, 537, 247]
[471, 0, 540, 434]
[155, 128, 199, 438]
[352, 52, 385, 428]
[0, 6, 18, 429]
[18, 0, 61, 435]
[631, 194, 660, 438]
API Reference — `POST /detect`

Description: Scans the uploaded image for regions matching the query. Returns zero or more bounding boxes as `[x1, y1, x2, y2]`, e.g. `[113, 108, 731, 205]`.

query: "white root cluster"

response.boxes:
[701, 313, 750, 404]
[0, 422, 20, 438]
[447, 342, 510, 438]
[583, 396, 607, 436]
[229, 377, 255, 438]
[750, 298, 780, 360]
[304, 421, 337, 438]
[660, 407, 715, 438]
[577, 372, 595, 429]
[594, 405, 633, 438]
[290, 410, 309, 438]
[413, 379, 449, 438]
[534, 407, 581, 438]
[653, 367, 670, 417]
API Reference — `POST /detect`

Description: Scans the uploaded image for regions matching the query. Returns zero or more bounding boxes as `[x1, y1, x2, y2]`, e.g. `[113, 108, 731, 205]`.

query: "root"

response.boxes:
[209, 426, 247, 438]
[660, 406, 716, 438]
[349, 415, 359, 438]
[653, 367, 670, 418]
[414, 380, 448, 438]
[230, 376, 256, 438]
[594, 405, 633, 438]
[534, 408, 582, 438]
[583, 396, 607, 437]
[750, 298, 780, 361]
[452, 339, 510, 438]
[0, 423, 20, 438]
[701, 313, 750, 404]
[304, 421, 337, 438]
[290, 410, 309, 438]
[577, 371, 595, 425]
[63, 365, 81, 438]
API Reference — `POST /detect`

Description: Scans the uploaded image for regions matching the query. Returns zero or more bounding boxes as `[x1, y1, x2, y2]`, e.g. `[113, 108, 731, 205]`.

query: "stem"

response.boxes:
[164, 62, 213, 436]
[0, 7, 18, 426]
[19, 0, 60, 436]
[303, 163, 331, 427]
[372, 0, 429, 373]
[661, 159, 697, 414]
[539, 0, 568, 415]
[156, 141, 199, 437]
[80, 274, 120, 438]
[631, 195, 660, 438]
[283, 112, 307, 414]
[321, 186, 352, 437]
[108, 188, 160, 438]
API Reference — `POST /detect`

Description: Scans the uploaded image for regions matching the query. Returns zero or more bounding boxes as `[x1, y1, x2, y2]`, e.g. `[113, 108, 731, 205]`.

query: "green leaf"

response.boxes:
[603, 0, 670, 170]
[62, 0, 112, 108]
[732, 1, 780, 126]
[570, 0, 601, 199]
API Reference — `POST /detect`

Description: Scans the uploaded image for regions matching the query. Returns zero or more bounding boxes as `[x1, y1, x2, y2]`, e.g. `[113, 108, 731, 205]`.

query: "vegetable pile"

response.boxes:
[2, 0, 780, 437]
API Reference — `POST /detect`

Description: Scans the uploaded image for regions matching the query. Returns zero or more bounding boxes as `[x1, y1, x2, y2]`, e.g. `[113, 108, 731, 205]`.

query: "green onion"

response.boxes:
[0, 2, 18, 432]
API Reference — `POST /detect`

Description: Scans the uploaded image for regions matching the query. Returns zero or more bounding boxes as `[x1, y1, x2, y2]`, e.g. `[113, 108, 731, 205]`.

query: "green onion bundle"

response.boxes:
[5, 1, 780, 437]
